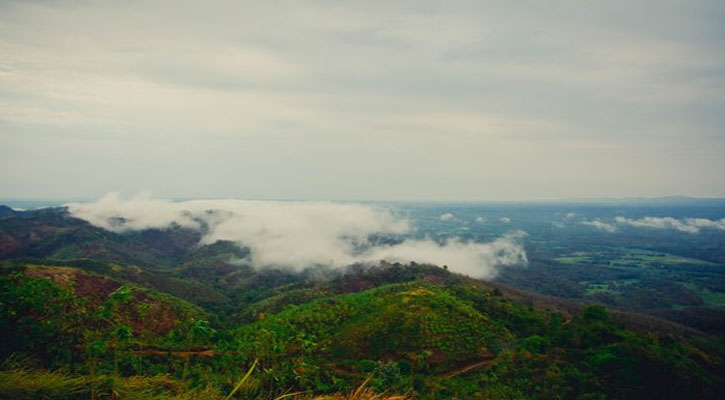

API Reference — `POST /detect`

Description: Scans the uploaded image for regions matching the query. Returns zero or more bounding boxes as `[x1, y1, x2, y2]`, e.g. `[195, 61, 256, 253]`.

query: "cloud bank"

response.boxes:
[578, 215, 725, 234]
[580, 219, 618, 233]
[66, 193, 527, 278]
[615, 216, 725, 233]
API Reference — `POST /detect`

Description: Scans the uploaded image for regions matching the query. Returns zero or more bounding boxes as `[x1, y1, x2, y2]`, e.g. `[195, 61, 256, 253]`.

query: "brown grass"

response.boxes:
[306, 377, 410, 400]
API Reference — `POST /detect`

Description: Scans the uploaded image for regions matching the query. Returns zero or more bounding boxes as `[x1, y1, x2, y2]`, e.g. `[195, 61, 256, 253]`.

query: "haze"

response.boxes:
[1, 0, 724, 201]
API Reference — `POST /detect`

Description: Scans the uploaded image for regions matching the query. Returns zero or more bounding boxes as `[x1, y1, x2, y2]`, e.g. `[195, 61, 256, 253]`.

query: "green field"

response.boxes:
[582, 280, 641, 296]
[682, 283, 725, 308]
[555, 248, 716, 268]
[553, 249, 725, 309]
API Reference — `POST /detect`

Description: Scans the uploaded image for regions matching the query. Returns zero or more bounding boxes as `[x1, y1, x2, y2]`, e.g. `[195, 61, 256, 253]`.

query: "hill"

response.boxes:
[2, 260, 723, 399]
[0, 207, 724, 399]
[0, 205, 25, 218]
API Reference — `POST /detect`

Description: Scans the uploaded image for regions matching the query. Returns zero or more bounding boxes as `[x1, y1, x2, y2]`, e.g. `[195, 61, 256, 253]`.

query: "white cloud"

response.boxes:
[66, 193, 527, 278]
[366, 231, 528, 280]
[439, 213, 455, 221]
[475, 216, 486, 223]
[581, 219, 617, 233]
[499, 217, 511, 223]
[614, 216, 725, 233]
[687, 218, 725, 231]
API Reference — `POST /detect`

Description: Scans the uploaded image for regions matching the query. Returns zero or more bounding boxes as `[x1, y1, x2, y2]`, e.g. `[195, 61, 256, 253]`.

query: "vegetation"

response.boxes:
[1, 265, 723, 399]
[1, 206, 725, 398]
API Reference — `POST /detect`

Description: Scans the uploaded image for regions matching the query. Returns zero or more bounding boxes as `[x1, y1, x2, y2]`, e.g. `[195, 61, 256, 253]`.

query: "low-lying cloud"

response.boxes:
[439, 213, 456, 221]
[615, 216, 725, 233]
[66, 193, 527, 279]
[577, 215, 725, 234]
[580, 219, 617, 233]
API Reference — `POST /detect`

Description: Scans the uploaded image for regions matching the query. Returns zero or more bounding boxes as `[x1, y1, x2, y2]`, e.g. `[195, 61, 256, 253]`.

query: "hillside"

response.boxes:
[2, 261, 724, 399]
[1, 208, 724, 399]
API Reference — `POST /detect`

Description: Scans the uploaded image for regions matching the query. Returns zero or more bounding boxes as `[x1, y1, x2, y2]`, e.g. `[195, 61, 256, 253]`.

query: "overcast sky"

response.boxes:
[1, 0, 724, 201]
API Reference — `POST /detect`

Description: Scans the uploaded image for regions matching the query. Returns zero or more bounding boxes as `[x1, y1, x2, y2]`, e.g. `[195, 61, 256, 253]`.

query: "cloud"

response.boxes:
[565, 212, 577, 219]
[499, 217, 511, 223]
[365, 231, 528, 280]
[66, 193, 527, 278]
[475, 216, 486, 223]
[687, 218, 725, 231]
[580, 219, 617, 233]
[614, 216, 725, 233]
[439, 213, 455, 221]
[2, 1, 724, 201]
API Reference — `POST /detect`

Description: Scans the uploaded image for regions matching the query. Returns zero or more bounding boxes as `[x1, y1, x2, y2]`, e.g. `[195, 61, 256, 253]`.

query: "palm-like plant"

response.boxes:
[182, 318, 216, 380]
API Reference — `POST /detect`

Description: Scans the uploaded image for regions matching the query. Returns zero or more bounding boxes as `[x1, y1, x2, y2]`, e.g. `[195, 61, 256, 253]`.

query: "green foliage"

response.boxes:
[580, 305, 609, 322]
[369, 361, 406, 392]
[519, 335, 550, 354]
[114, 324, 133, 342]
[1, 265, 724, 399]
[0, 272, 78, 362]
[187, 319, 217, 345]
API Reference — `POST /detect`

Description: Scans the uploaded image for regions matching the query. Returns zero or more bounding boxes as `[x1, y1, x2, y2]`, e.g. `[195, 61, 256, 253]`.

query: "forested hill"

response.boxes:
[0, 208, 724, 399]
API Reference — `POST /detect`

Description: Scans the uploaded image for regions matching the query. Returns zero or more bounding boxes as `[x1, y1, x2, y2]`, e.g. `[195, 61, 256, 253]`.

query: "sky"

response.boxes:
[1, 0, 724, 201]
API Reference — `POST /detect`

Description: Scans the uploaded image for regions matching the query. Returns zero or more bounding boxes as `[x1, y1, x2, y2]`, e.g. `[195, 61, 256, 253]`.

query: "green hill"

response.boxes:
[2, 262, 722, 399]
[231, 280, 724, 399]
[1, 209, 724, 399]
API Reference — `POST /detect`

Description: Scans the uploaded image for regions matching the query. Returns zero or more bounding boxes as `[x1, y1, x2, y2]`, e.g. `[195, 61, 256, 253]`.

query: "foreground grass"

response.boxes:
[0, 369, 222, 400]
[0, 369, 408, 400]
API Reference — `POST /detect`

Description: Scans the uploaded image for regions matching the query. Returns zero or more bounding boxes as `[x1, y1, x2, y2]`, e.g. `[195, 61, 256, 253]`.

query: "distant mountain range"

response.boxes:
[2, 196, 725, 211]
[554, 196, 725, 206]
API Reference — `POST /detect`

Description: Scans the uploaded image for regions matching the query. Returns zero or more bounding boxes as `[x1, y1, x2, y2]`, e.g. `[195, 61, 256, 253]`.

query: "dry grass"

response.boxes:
[0, 368, 408, 400]
[0, 369, 223, 400]
[0, 368, 91, 399]
[306, 377, 410, 400]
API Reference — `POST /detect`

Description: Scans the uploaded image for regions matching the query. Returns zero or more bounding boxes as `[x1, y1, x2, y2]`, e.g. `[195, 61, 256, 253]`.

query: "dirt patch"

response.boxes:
[26, 267, 79, 290]
[119, 293, 182, 335]
[0, 232, 20, 257]
[73, 271, 121, 297]
[25, 266, 188, 337]
[441, 357, 496, 378]
[424, 348, 448, 365]
[420, 275, 446, 285]
[336, 278, 376, 294]
[130, 349, 218, 358]
[25, 266, 121, 298]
